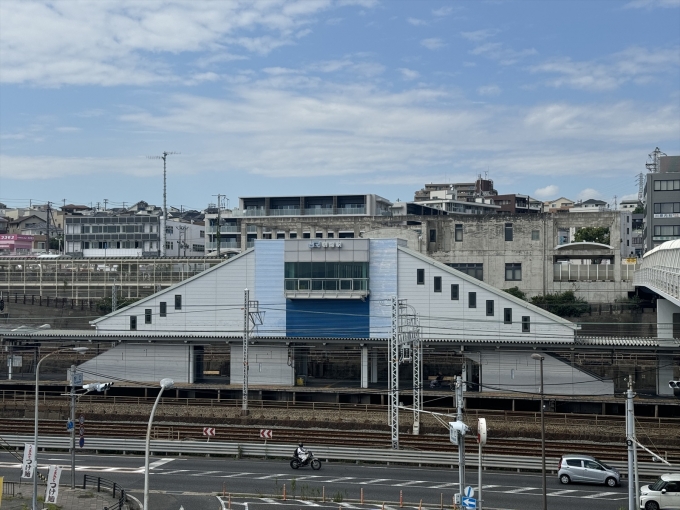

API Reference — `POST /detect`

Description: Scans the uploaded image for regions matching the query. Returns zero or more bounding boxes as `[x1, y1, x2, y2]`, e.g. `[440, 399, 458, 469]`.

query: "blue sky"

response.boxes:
[1, 0, 679, 212]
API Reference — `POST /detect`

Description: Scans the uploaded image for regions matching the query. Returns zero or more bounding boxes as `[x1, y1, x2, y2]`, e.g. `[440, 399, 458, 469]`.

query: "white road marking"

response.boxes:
[394, 480, 427, 486]
[583, 491, 620, 499]
[160, 470, 190, 475]
[191, 470, 221, 476]
[482, 485, 500, 489]
[549, 490, 579, 496]
[296, 500, 320, 506]
[260, 498, 280, 504]
[147, 458, 175, 469]
[254, 473, 286, 479]
[221, 472, 255, 478]
[360, 478, 389, 485]
[504, 487, 539, 493]
[323, 477, 355, 483]
[428, 482, 458, 489]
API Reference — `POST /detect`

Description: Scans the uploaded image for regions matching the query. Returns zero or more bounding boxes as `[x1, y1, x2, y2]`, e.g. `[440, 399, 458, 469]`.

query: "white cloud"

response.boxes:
[421, 38, 445, 50]
[530, 46, 680, 91]
[0, 0, 369, 87]
[399, 68, 420, 80]
[407, 17, 427, 26]
[470, 42, 537, 65]
[432, 6, 455, 17]
[477, 85, 501, 96]
[56, 127, 81, 133]
[577, 188, 603, 201]
[624, 0, 680, 8]
[460, 29, 499, 42]
[534, 185, 559, 199]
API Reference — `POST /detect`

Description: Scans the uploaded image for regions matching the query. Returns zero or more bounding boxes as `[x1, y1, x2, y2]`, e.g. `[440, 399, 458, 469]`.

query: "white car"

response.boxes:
[640, 473, 680, 510]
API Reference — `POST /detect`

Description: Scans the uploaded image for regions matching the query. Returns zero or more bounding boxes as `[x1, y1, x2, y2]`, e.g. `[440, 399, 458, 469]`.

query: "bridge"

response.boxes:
[634, 239, 680, 307]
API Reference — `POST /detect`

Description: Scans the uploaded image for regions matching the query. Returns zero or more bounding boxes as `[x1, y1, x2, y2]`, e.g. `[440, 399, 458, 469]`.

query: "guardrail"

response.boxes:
[1, 435, 671, 478]
[83, 474, 132, 510]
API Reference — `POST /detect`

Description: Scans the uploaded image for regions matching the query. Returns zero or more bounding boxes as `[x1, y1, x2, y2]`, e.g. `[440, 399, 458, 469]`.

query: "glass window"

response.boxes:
[429, 229, 437, 243]
[160, 302, 166, 317]
[486, 300, 494, 316]
[417, 269, 425, 285]
[505, 223, 513, 241]
[522, 316, 530, 332]
[175, 295, 182, 310]
[505, 263, 522, 281]
[434, 276, 442, 293]
[504, 308, 512, 324]
[145, 309, 152, 324]
[446, 263, 483, 281]
[455, 224, 463, 242]
[468, 292, 476, 308]
[451, 284, 459, 300]
[130, 316, 137, 331]
[566, 459, 581, 467]
[531, 230, 540, 241]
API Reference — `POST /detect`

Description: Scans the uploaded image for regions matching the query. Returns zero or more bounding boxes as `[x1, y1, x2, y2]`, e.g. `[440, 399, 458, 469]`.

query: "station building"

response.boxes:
[82, 238, 624, 396]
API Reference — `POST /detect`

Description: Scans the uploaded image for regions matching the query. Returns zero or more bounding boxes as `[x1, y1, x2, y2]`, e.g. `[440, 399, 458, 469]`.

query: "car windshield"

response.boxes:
[600, 461, 612, 470]
[649, 479, 667, 491]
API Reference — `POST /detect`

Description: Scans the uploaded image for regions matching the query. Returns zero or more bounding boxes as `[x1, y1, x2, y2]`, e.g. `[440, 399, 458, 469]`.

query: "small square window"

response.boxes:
[434, 276, 442, 293]
[429, 229, 437, 243]
[468, 292, 476, 308]
[417, 269, 425, 285]
[505, 263, 522, 281]
[451, 284, 459, 300]
[486, 300, 494, 316]
[522, 316, 530, 332]
[531, 230, 540, 241]
[175, 295, 182, 310]
[160, 302, 167, 317]
[130, 316, 137, 331]
[504, 308, 512, 324]
[145, 309, 152, 324]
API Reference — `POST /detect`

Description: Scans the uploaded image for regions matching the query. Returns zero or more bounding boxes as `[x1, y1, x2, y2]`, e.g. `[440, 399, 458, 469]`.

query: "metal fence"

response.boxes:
[83, 474, 133, 510]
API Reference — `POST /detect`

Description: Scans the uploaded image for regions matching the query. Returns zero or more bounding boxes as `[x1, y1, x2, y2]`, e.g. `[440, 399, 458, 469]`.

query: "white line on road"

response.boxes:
[504, 487, 539, 493]
[260, 498, 281, 504]
[394, 480, 427, 487]
[323, 477, 355, 483]
[428, 482, 458, 489]
[191, 471, 221, 476]
[221, 472, 254, 478]
[254, 474, 287, 479]
[360, 479, 389, 485]
[583, 491, 620, 499]
[147, 458, 175, 469]
[160, 470, 190, 475]
[296, 500, 320, 506]
[548, 490, 579, 496]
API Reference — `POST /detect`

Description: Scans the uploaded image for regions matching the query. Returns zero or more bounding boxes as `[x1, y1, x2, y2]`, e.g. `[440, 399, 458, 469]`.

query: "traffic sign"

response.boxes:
[477, 417, 487, 446]
[462, 496, 476, 509]
[259, 429, 273, 439]
[66, 420, 73, 431]
[464, 486, 474, 498]
[203, 427, 216, 437]
[79, 437, 84, 449]
[79, 426, 84, 437]
[79, 415, 84, 425]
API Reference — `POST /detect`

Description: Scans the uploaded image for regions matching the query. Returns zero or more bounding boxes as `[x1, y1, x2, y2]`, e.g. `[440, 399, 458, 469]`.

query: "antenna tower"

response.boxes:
[645, 147, 666, 173]
[147, 151, 180, 256]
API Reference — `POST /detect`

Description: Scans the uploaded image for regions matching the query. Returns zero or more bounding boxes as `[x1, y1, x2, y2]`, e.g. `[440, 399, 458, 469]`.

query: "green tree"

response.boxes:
[504, 286, 527, 301]
[632, 205, 644, 214]
[531, 290, 589, 317]
[574, 226, 610, 245]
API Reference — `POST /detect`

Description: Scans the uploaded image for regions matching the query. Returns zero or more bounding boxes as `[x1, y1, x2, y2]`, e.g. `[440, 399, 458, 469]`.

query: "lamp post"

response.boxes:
[144, 378, 174, 510]
[531, 353, 547, 510]
[33, 346, 88, 510]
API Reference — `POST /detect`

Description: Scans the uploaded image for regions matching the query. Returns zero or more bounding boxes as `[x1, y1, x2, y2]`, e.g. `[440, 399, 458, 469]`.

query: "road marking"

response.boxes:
[482, 485, 500, 489]
[260, 498, 281, 504]
[394, 480, 427, 487]
[339, 504, 361, 509]
[428, 482, 458, 489]
[504, 487, 539, 493]
[160, 470, 189, 475]
[360, 478, 389, 485]
[254, 473, 286, 479]
[296, 500, 320, 506]
[221, 472, 254, 478]
[191, 470, 221, 476]
[323, 477, 355, 483]
[548, 490, 579, 496]
[294, 475, 323, 481]
[583, 491, 619, 499]
[147, 458, 175, 469]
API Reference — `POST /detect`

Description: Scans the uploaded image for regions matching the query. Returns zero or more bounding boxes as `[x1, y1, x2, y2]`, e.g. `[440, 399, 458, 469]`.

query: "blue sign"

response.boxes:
[462, 496, 476, 509]
[66, 420, 73, 431]
[464, 486, 474, 498]
[79, 437, 84, 448]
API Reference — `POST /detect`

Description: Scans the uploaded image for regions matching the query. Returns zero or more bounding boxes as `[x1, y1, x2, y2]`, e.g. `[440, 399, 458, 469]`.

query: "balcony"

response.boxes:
[244, 208, 266, 217]
[206, 225, 240, 234]
[337, 206, 366, 215]
[304, 207, 334, 216]
[206, 241, 240, 250]
[552, 264, 638, 282]
[270, 208, 301, 216]
[284, 278, 369, 299]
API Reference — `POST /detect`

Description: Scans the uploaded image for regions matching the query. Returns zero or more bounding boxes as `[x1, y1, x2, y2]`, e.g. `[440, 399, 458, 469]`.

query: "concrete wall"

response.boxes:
[78, 343, 194, 383]
[657, 298, 680, 339]
[230, 344, 294, 386]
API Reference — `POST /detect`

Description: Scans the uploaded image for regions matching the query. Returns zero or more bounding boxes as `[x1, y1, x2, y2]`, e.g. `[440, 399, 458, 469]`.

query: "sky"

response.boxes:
[1, 0, 679, 213]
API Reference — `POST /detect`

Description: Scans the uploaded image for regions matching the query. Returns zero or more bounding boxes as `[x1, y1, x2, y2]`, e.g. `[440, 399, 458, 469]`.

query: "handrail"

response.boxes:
[83, 474, 133, 510]
[2, 435, 671, 477]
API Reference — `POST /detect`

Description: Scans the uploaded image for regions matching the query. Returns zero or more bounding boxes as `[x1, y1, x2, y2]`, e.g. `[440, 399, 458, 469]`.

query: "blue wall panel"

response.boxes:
[255, 240, 286, 337]
[286, 299, 370, 338]
[369, 239, 398, 338]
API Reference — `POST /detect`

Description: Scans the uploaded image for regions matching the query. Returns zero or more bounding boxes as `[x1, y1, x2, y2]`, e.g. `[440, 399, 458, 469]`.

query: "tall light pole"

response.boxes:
[33, 346, 88, 510]
[147, 152, 179, 257]
[144, 378, 174, 510]
[531, 353, 547, 510]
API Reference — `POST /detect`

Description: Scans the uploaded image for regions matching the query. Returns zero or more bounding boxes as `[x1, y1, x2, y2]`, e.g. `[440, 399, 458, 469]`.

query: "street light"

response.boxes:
[531, 353, 547, 510]
[144, 378, 174, 510]
[33, 346, 88, 510]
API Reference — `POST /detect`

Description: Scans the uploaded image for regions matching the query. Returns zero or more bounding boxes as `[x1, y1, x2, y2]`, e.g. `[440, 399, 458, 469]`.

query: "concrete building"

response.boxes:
[643, 154, 680, 252]
[570, 199, 610, 213]
[414, 178, 497, 203]
[544, 197, 575, 213]
[85, 238, 615, 396]
[492, 194, 542, 214]
[165, 219, 206, 257]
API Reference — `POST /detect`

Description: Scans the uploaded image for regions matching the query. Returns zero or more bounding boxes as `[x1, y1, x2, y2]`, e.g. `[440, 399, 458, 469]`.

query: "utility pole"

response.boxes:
[147, 151, 179, 257]
[103, 199, 108, 211]
[111, 279, 117, 312]
[242, 290, 263, 417]
[456, 375, 466, 506]
[46, 201, 50, 253]
[69, 365, 76, 489]
[626, 375, 635, 510]
[389, 296, 399, 449]
[178, 225, 188, 257]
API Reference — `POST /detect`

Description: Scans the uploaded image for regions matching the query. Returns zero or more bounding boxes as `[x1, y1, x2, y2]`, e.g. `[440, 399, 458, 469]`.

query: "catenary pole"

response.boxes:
[626, 375, 635, 510]
[456, 375, 465, 506]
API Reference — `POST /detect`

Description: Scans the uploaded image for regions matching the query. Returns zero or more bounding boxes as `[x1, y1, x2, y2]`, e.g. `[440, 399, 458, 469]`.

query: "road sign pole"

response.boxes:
[457, 376, 465, 505]
[69, 365, 76, 489]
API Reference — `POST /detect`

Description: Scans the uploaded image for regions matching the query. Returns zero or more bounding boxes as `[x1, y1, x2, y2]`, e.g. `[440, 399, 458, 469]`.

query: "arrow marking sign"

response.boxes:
[202, 427, 216, 437]
[259, 429, 273, 439]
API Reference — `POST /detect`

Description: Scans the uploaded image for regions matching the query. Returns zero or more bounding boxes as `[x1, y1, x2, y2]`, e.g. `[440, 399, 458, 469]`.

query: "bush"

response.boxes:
[504, 286, 527, 301]
[530, 290, 589, 317]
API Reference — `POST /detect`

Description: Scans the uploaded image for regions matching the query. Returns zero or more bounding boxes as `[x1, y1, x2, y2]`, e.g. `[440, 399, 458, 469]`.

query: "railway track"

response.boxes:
[1, 418, 677, 464]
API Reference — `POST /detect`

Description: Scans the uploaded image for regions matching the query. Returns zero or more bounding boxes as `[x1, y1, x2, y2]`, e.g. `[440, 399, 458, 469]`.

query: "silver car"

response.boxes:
[558, 454, 620, 487]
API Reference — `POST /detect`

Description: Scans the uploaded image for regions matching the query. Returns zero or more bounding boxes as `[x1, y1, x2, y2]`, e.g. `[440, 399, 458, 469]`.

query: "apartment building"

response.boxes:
[643, 154, 680, 251]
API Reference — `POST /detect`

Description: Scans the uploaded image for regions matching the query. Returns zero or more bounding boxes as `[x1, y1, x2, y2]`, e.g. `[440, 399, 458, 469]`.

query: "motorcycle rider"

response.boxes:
[295, 442, 309, 464]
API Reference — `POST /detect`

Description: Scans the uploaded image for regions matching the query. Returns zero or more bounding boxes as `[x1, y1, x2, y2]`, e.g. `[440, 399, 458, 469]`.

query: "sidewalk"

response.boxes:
[1, 486, 124, 509]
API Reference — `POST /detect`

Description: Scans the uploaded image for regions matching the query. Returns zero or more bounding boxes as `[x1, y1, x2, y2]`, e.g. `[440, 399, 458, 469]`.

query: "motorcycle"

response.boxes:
[290, 450, 321, 470]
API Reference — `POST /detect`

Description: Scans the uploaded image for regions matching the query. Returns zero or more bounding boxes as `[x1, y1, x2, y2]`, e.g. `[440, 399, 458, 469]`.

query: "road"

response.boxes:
[0, 451, 640, 510]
